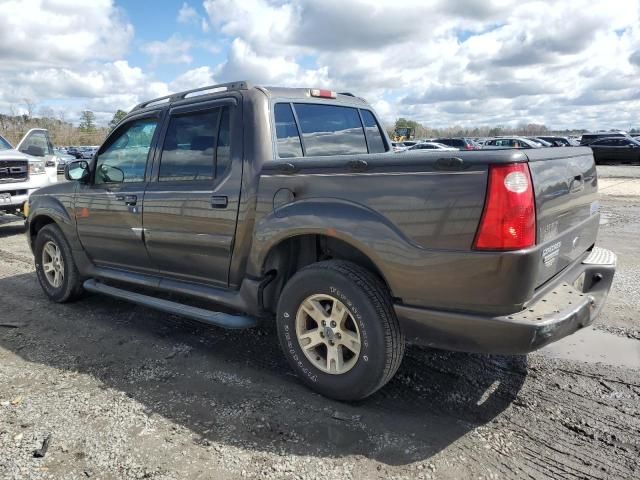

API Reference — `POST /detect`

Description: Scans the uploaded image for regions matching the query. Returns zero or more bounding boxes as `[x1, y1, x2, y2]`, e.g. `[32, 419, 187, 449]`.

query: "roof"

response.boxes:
[131, 80, 367, 114]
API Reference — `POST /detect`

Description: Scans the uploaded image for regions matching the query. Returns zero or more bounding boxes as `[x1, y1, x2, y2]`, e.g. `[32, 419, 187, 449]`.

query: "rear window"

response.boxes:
[294, 104, 367, 156]
[274, 103, 387, 158]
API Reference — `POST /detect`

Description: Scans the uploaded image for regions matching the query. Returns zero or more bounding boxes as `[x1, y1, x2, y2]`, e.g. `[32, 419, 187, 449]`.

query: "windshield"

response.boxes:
[0, 135, 12, 150]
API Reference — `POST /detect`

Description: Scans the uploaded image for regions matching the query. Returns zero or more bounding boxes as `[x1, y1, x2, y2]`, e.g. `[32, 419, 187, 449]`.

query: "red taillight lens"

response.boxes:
[473, 163, 536, 250]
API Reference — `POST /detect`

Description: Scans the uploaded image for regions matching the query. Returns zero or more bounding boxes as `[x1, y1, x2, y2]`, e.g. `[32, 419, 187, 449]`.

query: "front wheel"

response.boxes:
[276, 260, 404, 401]
[34, 224, 84, 303]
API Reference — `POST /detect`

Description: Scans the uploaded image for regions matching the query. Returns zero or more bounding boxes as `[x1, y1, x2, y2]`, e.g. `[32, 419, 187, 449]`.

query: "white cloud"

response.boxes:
[177, 2, 199, 24]
[169, 66, 216, 92]
[202, 0, 640, 129]
[1, 0, 640, 130]
[0, 0, 133, 67]
[140, 35, 193, 65]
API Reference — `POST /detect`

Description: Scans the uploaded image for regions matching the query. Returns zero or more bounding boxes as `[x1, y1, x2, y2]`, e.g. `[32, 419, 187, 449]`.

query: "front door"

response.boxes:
[75, 116, 160, 272]
[142, 100, 241, 286]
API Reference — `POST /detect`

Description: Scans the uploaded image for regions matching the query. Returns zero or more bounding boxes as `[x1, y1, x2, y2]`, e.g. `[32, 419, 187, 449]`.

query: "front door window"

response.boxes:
[95, 119, 158, 184]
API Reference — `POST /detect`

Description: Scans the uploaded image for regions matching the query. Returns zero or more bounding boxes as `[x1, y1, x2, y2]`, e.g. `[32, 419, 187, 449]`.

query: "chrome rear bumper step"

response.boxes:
[83, 279, 257, 329]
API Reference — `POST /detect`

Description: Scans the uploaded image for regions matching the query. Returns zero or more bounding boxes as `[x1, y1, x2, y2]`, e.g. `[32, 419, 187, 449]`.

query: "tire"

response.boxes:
[276, 260, 404, 401]
[34, 224, 84, 303]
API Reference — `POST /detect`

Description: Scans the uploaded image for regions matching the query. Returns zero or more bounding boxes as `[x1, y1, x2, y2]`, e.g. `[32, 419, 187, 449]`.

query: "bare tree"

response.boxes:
[23, 98, 36, 119]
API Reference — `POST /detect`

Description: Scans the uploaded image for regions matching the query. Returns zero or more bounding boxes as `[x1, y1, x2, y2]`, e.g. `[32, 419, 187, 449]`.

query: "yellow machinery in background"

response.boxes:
[392, 127, 415, 142]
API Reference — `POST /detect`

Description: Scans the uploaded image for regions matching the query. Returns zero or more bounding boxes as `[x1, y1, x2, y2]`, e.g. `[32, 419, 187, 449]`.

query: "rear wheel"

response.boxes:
[34, 224, 84, 303]
[276, 260, 404, 401]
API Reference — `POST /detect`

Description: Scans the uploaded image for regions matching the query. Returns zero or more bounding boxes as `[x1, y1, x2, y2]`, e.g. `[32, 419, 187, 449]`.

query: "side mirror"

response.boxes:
[23, 145, 45, 157]
[65, 160, 90, 183]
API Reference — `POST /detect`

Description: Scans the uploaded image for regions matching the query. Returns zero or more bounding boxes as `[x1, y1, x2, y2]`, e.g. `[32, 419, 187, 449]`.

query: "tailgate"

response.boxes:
[526, 147, 600, 287]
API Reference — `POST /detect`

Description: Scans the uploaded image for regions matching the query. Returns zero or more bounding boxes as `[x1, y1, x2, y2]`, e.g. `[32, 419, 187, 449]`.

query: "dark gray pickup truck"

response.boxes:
[25, 82, 616, 400]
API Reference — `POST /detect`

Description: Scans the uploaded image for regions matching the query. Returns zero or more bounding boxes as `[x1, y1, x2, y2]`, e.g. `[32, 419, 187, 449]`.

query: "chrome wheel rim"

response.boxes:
[295, 294, 362, 375]
[42, 240, 64, 288]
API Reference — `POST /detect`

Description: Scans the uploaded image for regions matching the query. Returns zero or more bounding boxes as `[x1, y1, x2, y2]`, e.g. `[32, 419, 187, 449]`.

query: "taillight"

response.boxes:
[473, 163, 536, 250]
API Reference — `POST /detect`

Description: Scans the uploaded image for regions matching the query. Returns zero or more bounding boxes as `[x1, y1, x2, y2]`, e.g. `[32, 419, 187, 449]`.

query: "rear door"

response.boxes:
[75, 115, 160, 271]
[142, 98, 242, 287]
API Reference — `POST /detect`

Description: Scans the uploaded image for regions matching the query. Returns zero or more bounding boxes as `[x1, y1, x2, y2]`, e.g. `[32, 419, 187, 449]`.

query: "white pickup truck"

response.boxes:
[0, 129, 58, 216]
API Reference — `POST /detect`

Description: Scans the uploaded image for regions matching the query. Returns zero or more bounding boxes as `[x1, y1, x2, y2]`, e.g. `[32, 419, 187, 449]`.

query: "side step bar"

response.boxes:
[83, 279, 258, 329]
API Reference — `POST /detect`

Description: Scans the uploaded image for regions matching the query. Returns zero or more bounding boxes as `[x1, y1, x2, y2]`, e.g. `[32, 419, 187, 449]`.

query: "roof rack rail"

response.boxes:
[131, 80, 250, 112]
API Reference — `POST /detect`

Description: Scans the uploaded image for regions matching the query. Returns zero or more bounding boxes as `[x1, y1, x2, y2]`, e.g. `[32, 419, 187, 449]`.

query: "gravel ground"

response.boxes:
[1, 166, 639, 480]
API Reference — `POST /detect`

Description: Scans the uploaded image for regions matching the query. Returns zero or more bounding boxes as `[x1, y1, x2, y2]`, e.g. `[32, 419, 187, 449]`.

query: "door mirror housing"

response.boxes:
[65, 160, 90, 183]
[23, 145, 45, 157]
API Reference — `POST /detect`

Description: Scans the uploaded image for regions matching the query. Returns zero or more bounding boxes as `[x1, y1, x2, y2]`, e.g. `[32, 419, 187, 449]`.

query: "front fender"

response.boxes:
[248, 198, 424, 292]
[27, 188, 79, 250]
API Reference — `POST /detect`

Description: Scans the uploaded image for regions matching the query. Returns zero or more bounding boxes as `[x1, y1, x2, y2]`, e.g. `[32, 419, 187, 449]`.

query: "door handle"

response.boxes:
[117, 194, 137, 206]
[211, 195, 228, 208]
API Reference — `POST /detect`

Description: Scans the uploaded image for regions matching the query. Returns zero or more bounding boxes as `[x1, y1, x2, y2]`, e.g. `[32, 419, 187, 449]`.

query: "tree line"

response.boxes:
[0, 106, 128, 148]
[389, 118, 640, 139]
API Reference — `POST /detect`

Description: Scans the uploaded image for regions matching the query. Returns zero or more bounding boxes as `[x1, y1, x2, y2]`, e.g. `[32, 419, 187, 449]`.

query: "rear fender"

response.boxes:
[248, 198, 422, 294]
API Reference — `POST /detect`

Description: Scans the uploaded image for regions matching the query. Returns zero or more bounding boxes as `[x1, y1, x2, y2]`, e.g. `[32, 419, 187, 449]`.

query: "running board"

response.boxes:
[83, 279, 257, 329]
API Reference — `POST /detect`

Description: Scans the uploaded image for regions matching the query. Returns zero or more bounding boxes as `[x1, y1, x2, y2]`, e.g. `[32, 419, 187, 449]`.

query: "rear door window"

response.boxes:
[360, 110, 386, 153]
[293, 103, 368, 156]
[159, 109, 219, 181]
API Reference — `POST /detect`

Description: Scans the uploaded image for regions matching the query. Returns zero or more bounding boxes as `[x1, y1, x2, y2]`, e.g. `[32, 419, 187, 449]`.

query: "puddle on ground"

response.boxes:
[538, 327, 640, 369]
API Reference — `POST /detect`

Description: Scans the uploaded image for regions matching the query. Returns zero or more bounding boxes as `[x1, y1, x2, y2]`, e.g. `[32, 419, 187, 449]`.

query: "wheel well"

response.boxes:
[29, 215, 55, 248]
[261, 234, 390, 313]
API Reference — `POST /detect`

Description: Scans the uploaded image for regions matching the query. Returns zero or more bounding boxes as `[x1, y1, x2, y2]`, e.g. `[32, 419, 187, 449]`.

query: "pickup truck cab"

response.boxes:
[0, 129, 57, 216]
[26, 82, 616, 401]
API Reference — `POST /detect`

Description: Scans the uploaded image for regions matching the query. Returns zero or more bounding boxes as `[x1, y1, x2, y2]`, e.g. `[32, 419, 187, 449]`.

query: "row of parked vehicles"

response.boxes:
[392, 132, 640, 164]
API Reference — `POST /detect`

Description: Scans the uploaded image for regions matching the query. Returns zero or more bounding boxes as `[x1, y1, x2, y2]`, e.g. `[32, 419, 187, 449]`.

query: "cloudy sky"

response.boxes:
[0, 0, 639, 129]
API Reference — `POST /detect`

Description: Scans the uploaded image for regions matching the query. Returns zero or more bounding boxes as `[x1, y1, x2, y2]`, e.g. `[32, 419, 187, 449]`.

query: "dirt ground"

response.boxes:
[0, 166, 639, 480]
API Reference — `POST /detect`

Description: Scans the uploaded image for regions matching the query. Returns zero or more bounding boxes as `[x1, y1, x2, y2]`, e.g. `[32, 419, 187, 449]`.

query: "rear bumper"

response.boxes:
[394, 247, 616, 354]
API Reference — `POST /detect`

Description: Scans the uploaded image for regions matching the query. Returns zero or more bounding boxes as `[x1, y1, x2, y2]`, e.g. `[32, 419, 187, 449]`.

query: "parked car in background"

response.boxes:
[0, 129, 57, 216]
[537, 136, 573, 146]
[483, 137, 542, 149]
[67, 147, 83, 159]
[80, 147, 97, 159]
[589, 136, 640, 164]
[26, 82, 616, 401]
[405, 142, 458, 151]
[526, 137, 553, 147]
[580, 132, 628, 145]
[391, 141, 408, 152]
[432, 137, 479, 150]
[54, 148, 76, 173]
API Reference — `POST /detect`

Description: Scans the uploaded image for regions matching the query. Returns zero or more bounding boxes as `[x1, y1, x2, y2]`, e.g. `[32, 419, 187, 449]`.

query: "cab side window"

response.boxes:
[95, 118, 157, 184]
[360, 110, 386, 153]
